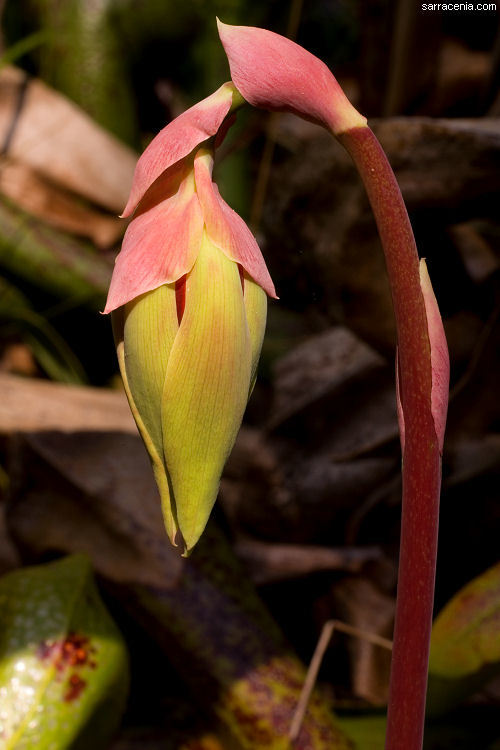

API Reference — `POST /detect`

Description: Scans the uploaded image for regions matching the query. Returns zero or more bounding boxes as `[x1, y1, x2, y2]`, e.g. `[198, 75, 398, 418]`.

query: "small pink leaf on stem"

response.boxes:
[419, 259, 449, 454]
[217, 20, 366, 134]
[395, 263, 448, 456]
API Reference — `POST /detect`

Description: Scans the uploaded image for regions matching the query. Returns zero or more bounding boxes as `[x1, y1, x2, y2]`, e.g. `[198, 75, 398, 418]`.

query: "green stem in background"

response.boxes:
[25, 0, 138, 146]
[0, 197, 111, 309]
[337, 125, 443, 750]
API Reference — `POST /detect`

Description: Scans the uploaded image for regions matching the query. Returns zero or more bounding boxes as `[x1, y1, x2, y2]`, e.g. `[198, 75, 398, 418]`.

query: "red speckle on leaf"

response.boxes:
[64, 674, 87, 702]
[37, 632, 98, 674]
[37, 641, 58, 661]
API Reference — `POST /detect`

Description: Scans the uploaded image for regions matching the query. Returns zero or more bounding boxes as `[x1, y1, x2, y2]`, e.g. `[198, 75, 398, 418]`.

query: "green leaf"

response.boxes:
[427, 562, 500, 716]
[337, 713, 386, 750]
[30, 0, 138, 145]
[0, 555, 129, 749]
[0, 30, 53, 70]
[0, 197, 111, 309]
[0, 275, 87, 384]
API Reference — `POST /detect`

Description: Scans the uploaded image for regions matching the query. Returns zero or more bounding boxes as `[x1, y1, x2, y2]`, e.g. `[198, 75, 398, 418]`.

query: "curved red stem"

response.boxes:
[338, 126, 442, 750]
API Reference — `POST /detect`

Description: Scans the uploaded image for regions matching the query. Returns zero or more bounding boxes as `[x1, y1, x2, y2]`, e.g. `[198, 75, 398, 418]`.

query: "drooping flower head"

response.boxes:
[106, 82, 276, 555]
[106, 82, 275, 312]
[216, 20, 449, 457]
[217, 20, 367, 135]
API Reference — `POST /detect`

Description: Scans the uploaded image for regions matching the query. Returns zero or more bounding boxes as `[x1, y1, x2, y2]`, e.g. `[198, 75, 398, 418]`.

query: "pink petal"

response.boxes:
[122, 82, 235, 217]
[419, 260, 449, 454]
[194, 151, 277, 299]
[104, 168, 203, 313]
[217, 20, 366, 135]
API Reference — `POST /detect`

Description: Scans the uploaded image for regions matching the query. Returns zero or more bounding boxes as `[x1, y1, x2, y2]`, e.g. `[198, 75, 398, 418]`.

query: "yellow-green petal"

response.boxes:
[161, 233, 252, 554]
[113, 303, 179, 544]
[242, 270, 267, 395]
[123, 284, 178, 453]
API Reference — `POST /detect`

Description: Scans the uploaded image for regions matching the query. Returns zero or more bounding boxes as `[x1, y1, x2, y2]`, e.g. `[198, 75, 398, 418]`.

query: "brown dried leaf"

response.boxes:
[449, 222, 499, 284]
[8, 431, 182, 589]
[0, 374, 136, 434]
[269, 327, 386, 431]
[222, 444, 395, 544]
[317, 577, 394, 706]
[263, 117, 500, 350]
[445, 434, 500, 487]
[0, 160, 125, 248]
[0, 66, 136, 212]
[269, 327, 399, 459]
[235, 537, 382, 585]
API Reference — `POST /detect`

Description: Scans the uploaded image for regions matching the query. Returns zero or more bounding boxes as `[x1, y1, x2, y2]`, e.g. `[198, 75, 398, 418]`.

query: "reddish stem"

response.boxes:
[337, 126, 442, 750]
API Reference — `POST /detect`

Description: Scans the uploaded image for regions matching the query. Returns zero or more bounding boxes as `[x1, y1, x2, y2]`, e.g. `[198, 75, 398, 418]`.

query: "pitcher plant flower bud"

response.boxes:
[105, 83, 276, 556]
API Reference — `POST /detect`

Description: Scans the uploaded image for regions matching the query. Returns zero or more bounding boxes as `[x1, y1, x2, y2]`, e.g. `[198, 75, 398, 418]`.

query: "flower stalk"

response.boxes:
[338, 126, 445, 750]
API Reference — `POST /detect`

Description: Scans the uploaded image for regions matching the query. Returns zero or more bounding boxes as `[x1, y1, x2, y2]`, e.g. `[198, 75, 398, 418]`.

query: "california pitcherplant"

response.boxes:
[105, 83, 275, 555]
[106, 21, 450, 750]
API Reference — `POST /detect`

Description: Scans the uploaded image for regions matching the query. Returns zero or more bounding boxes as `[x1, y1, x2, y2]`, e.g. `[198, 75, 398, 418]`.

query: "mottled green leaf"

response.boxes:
[0, 555, 129, 749]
